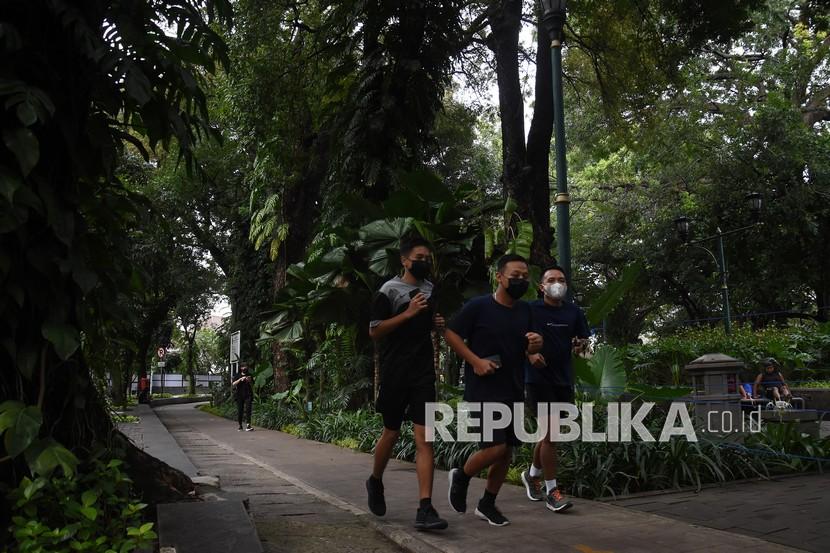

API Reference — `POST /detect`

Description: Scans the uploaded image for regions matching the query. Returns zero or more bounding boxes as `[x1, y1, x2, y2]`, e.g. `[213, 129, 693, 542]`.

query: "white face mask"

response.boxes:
[545, 282, 567, 299]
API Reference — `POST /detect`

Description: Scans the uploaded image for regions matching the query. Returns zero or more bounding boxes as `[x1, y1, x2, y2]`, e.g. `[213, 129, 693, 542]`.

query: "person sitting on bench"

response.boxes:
[753, 357, 792, 403]
[738, 369, 755, 400]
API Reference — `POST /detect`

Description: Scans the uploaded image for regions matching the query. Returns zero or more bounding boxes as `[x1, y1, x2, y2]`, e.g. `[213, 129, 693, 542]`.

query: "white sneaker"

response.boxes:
[245, 424, 254, 431]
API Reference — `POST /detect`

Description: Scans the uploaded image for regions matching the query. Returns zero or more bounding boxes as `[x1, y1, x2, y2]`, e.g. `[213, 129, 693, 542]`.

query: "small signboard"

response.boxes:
[229, 331, 241, 364]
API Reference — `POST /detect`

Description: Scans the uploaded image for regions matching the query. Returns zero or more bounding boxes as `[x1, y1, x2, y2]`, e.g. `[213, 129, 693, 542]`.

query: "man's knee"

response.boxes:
[487, 442, 509, 461]
[381, 428, 400, 441]
[414, 430, 434, 452]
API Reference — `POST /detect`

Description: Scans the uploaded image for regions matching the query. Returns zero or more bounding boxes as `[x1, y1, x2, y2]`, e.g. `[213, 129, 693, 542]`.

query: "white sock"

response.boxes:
[545, 479, 557, 493]
[529, 464, 543, 478]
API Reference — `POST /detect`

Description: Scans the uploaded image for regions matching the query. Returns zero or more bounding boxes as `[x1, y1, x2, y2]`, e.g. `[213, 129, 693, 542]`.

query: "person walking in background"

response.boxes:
[232, 364, 254, 431]
[521, 265, 588, 513]
[444, 254, 543, 527]
[365, 235, 448, 531]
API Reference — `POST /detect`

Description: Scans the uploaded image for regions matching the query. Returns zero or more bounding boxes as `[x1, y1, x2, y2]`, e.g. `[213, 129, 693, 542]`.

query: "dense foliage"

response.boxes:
[8, 458, 154, 553]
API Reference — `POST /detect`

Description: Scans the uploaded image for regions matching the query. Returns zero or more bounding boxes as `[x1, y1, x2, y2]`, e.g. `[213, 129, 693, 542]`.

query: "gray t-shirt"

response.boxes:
[370, 276, 435, 387]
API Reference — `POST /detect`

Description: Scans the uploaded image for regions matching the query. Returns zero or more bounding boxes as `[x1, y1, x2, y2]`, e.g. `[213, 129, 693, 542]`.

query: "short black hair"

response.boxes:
[496, 254, 528, 273]
[761, 357, 781, 370]
[541, 265, 567, 280]
[400, 235, 432, 257]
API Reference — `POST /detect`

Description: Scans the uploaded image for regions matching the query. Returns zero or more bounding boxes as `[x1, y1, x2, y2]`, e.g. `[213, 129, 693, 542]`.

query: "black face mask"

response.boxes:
[505, 278, 529, 299]
[409, 260, 431, 280]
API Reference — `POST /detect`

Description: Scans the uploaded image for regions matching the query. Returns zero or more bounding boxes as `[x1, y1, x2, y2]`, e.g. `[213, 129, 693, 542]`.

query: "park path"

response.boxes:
[154, 403, 812, 553]
[608, 474, 829, 552]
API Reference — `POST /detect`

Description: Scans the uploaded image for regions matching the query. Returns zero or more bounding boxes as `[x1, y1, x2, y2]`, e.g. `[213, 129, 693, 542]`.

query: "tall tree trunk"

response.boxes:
[186, 332, 196, 396]
[136, 334, 151, 381]
[488, 0, 528, 219]
[816, 217, 830, 322]
[111, 364, 125, 406]
[488, 2, 555, 266]
[525, 18, 555, 267]
[270, 122, 330, 393]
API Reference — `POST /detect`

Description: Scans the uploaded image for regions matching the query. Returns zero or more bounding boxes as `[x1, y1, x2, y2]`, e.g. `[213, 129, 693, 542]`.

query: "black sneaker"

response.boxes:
[447, 468, 468, 514]
[474, 501, 510, 527]
[414, 505, 448, 530]
[237, 426, 243, 431]
[545, 488, 573, 513]
[245, 424, 254, 432]
[366, 477, 386, 516]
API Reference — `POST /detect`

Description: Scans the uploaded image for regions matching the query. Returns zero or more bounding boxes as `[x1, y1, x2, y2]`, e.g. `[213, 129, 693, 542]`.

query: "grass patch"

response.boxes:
[198, 404, 226, 417]
[793, 380, 830, 389]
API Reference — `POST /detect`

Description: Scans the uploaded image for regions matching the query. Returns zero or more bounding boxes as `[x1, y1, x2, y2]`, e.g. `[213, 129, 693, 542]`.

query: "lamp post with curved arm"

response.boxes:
[674, 192, 763, 334]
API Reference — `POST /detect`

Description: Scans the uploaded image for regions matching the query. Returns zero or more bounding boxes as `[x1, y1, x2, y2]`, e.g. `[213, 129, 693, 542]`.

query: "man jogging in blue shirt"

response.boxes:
[444, 254, 543, 526]
[521, 265, 588, 513]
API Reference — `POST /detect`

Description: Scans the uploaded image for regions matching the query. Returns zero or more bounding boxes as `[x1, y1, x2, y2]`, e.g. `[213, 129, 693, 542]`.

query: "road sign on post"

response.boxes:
[157, 347, 166, 359]
[229, 330, 241, 386]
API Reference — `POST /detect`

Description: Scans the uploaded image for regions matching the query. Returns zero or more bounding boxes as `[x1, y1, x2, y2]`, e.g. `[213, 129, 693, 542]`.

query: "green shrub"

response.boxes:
[333, 437, 360, 450]
[281, 424, 302, 436]
[743, 422, 830, 473]
[625, 321, 830, 386]
[111, 413, 139, 424]
[8, 458, 156, 552]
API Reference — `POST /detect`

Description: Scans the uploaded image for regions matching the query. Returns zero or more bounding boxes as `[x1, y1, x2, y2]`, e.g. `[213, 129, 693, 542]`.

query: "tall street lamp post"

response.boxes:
[674, 192, 763, 335]
[540, 0, 571, 282]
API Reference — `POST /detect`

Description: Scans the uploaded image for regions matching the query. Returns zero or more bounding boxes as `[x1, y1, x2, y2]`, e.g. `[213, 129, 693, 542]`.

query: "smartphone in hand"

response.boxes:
[482, 354, 502, 369]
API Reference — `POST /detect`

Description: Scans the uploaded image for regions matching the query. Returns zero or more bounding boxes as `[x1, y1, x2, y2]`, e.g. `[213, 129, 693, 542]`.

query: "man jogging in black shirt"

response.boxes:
[444, 254, 543, 527]
[521, 265, 588, 513]
[232, 364, 254, 431]
[366, 236, 448, 531]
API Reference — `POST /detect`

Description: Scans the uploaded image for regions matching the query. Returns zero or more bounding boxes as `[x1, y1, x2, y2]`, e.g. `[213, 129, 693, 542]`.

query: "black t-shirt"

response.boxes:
[370, 276, 435, 388]
[448, 294, 533, 403]
[525, 299, 589, 387]
[760, 370, 784, 389]
[234, 371, 253, 398]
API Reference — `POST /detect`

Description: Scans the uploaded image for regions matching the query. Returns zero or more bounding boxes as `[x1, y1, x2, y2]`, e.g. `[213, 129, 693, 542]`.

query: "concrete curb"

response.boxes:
[150, 396, 211, 407]
[120, 405, 199, 477]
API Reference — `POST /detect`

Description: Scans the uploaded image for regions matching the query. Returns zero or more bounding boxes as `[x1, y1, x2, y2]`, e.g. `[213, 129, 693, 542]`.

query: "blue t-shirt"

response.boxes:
[448, 294, 533, 403]
[524, 299, 589, 387]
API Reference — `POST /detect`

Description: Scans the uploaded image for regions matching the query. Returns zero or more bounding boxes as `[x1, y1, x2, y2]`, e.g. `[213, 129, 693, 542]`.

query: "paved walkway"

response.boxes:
[149, 404, 816, 553]
[609, 474, 829, 552]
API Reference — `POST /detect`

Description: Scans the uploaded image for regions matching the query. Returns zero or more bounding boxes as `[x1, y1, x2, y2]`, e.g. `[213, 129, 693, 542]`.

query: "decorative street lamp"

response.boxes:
[675, 193, 764, 334]
[540, 0, 571, 284]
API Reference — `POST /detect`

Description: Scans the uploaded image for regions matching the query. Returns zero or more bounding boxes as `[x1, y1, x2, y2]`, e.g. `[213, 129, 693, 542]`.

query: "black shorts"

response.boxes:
[525, 383, 575, 416]
[375, 382, 435, 431]
[465, 402, 521, 449]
